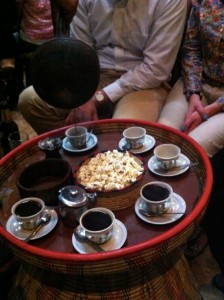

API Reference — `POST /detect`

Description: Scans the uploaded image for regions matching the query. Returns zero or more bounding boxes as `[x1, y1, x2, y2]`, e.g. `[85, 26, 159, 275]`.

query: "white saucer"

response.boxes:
[6, 209, 58, 240]
[119, 134, 155, 154]
[147, 154, 190, 177]
[135, 193, 186, 225]
[62, 134, 98, 153]
[72, 219, 127, 254]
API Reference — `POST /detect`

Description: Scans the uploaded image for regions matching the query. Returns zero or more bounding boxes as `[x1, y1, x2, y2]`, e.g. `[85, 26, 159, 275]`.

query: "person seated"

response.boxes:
[15, 0, 55, 87]
[158, 0, 224, 159]
[0, 0, 19, 108]
[15, 0, 78, 87]
[18, 0, 187, 134]
[158, 0, 224, 293]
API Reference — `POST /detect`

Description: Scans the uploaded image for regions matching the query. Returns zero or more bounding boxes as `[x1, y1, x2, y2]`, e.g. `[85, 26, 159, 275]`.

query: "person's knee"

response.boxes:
[18, 90, 28, 115]
[113, 89, 166, 121]
[18, 86, 36, 118]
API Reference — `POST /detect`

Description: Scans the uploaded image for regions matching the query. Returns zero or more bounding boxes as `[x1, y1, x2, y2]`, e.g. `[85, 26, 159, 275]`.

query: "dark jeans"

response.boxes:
[202, 148, 224, 273]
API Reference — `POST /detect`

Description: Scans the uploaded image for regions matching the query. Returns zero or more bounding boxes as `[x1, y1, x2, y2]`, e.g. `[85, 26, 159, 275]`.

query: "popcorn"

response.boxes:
[77, 150, 144, 191]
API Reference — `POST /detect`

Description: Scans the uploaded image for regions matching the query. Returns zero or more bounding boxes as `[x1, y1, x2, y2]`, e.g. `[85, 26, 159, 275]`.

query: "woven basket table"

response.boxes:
[0, 119, 212, 299]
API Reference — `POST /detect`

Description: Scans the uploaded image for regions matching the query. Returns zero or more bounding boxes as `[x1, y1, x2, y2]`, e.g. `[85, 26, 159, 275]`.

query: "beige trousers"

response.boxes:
[18, 70, 168, 134]
[158, 79, 224, 157]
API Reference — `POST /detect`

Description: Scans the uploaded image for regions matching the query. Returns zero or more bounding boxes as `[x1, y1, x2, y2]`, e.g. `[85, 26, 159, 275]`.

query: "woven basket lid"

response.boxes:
[30, 38, 100, 109]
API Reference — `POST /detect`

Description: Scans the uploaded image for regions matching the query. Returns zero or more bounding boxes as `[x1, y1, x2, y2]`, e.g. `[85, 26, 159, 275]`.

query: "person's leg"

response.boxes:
[157, 79, 188, 129]
[18, 70, 121, 134]
[189, 113, 224, 157]
[113, 85, 168, 121]
[18, 86, 70, 134]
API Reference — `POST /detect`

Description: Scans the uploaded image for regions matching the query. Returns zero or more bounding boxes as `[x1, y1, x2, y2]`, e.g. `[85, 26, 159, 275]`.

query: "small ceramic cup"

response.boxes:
[38, 137, 62, 158]
[140, 181, 173, 215]
[11, 197, 45, 230]
[79, 207, 115, 244]
[123, 126, 146, 149]
[153, 143, 180, 169]
[65, 126, 88, 149]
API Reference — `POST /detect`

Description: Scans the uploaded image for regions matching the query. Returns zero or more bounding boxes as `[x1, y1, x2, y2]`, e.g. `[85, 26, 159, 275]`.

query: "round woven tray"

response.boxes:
[0, 119, 212, 300]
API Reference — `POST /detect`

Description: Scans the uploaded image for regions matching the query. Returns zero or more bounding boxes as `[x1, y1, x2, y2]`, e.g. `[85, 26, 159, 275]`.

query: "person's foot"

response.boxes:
[212, 274, 224, 294]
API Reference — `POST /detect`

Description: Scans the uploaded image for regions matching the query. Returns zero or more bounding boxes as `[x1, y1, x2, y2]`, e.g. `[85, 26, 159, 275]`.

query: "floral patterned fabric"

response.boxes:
[182, 0, 224, 93]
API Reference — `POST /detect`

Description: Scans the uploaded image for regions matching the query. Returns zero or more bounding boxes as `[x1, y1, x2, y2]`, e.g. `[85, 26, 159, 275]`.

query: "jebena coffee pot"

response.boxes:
[58, 185, 97, 227]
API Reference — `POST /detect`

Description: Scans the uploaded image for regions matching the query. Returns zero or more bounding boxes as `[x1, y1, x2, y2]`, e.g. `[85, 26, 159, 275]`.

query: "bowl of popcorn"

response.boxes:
[75, 150, 145, 210]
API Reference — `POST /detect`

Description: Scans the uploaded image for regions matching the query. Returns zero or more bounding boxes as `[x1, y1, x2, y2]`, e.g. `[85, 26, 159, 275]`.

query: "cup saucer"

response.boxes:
[6, 209, 58, 240]
[118, 134, 155, 154]
[135, 193, 186, 225]
[148, 154, 190, 177]
[62, 134, 97, 153]
[72, 219, 127, 254]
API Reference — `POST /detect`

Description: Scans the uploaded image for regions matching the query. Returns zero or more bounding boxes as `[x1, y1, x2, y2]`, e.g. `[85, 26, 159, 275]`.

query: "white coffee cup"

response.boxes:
[153, 144, 180, 169]
[123, 126, 146, 149]
[140, 181, 173, 215]
[11, 197, 45, 230]
[65, 126, 88, 149]
[79, 207, 115, 244]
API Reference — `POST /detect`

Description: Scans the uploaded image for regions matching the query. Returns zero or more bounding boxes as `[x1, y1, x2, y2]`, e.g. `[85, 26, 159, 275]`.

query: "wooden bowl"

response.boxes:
[17, 158, 74, 206]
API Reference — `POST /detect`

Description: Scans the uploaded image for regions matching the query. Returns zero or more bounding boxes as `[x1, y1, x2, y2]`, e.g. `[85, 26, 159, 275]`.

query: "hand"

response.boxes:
[181, 101, 221, 134]
[54, 0, 78, 25]
[64, 98, 98, 125]
[182, 111, 203, 134]
[180, 94, 206, 133]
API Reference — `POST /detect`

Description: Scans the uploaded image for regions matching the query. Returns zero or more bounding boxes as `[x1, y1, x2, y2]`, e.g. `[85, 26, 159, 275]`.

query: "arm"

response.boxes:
[65, 96, 98, 125]
[70, 0, 94, 47]
[105, 0, 187, 102]
[182, 1, 202, 102]
[70, 0, 187, 103]
[16, 0, 24, 27]
[51, 0, 78, 36]
[54, 0, 78, 25]
[179, 1, 208, 130]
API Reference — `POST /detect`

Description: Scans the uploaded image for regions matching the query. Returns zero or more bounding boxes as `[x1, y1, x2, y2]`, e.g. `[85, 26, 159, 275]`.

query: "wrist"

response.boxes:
[185, 91, 202, 102]
[94, 90, 113, 118]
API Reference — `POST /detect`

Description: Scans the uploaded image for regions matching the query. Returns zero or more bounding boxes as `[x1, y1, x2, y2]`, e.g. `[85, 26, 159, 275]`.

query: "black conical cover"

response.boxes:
[30, 38, 100, 109]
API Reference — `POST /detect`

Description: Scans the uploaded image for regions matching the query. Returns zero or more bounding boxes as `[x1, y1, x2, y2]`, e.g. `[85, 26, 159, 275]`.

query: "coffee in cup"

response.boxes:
[79, 207, 115, 244]
[153, 143, 180, 169]
[65, 126, 88, 149]
[123, 126, 146, 149]
[140, 181, 173, 215]
[11, 197, 45, 230]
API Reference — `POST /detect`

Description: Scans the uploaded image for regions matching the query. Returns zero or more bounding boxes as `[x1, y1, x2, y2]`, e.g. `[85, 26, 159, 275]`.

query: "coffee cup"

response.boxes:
[65, 126, 89, 149]
[153, 143, 180, 170]
[123, 126, 146, 149]
[11, 197, 45, 230]
[140, 181, 173, 215]
[79, 207, 115, 244]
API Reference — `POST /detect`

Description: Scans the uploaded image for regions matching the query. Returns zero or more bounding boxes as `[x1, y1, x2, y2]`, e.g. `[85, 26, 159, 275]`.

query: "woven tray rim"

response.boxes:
[0, 119, 213, 264]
